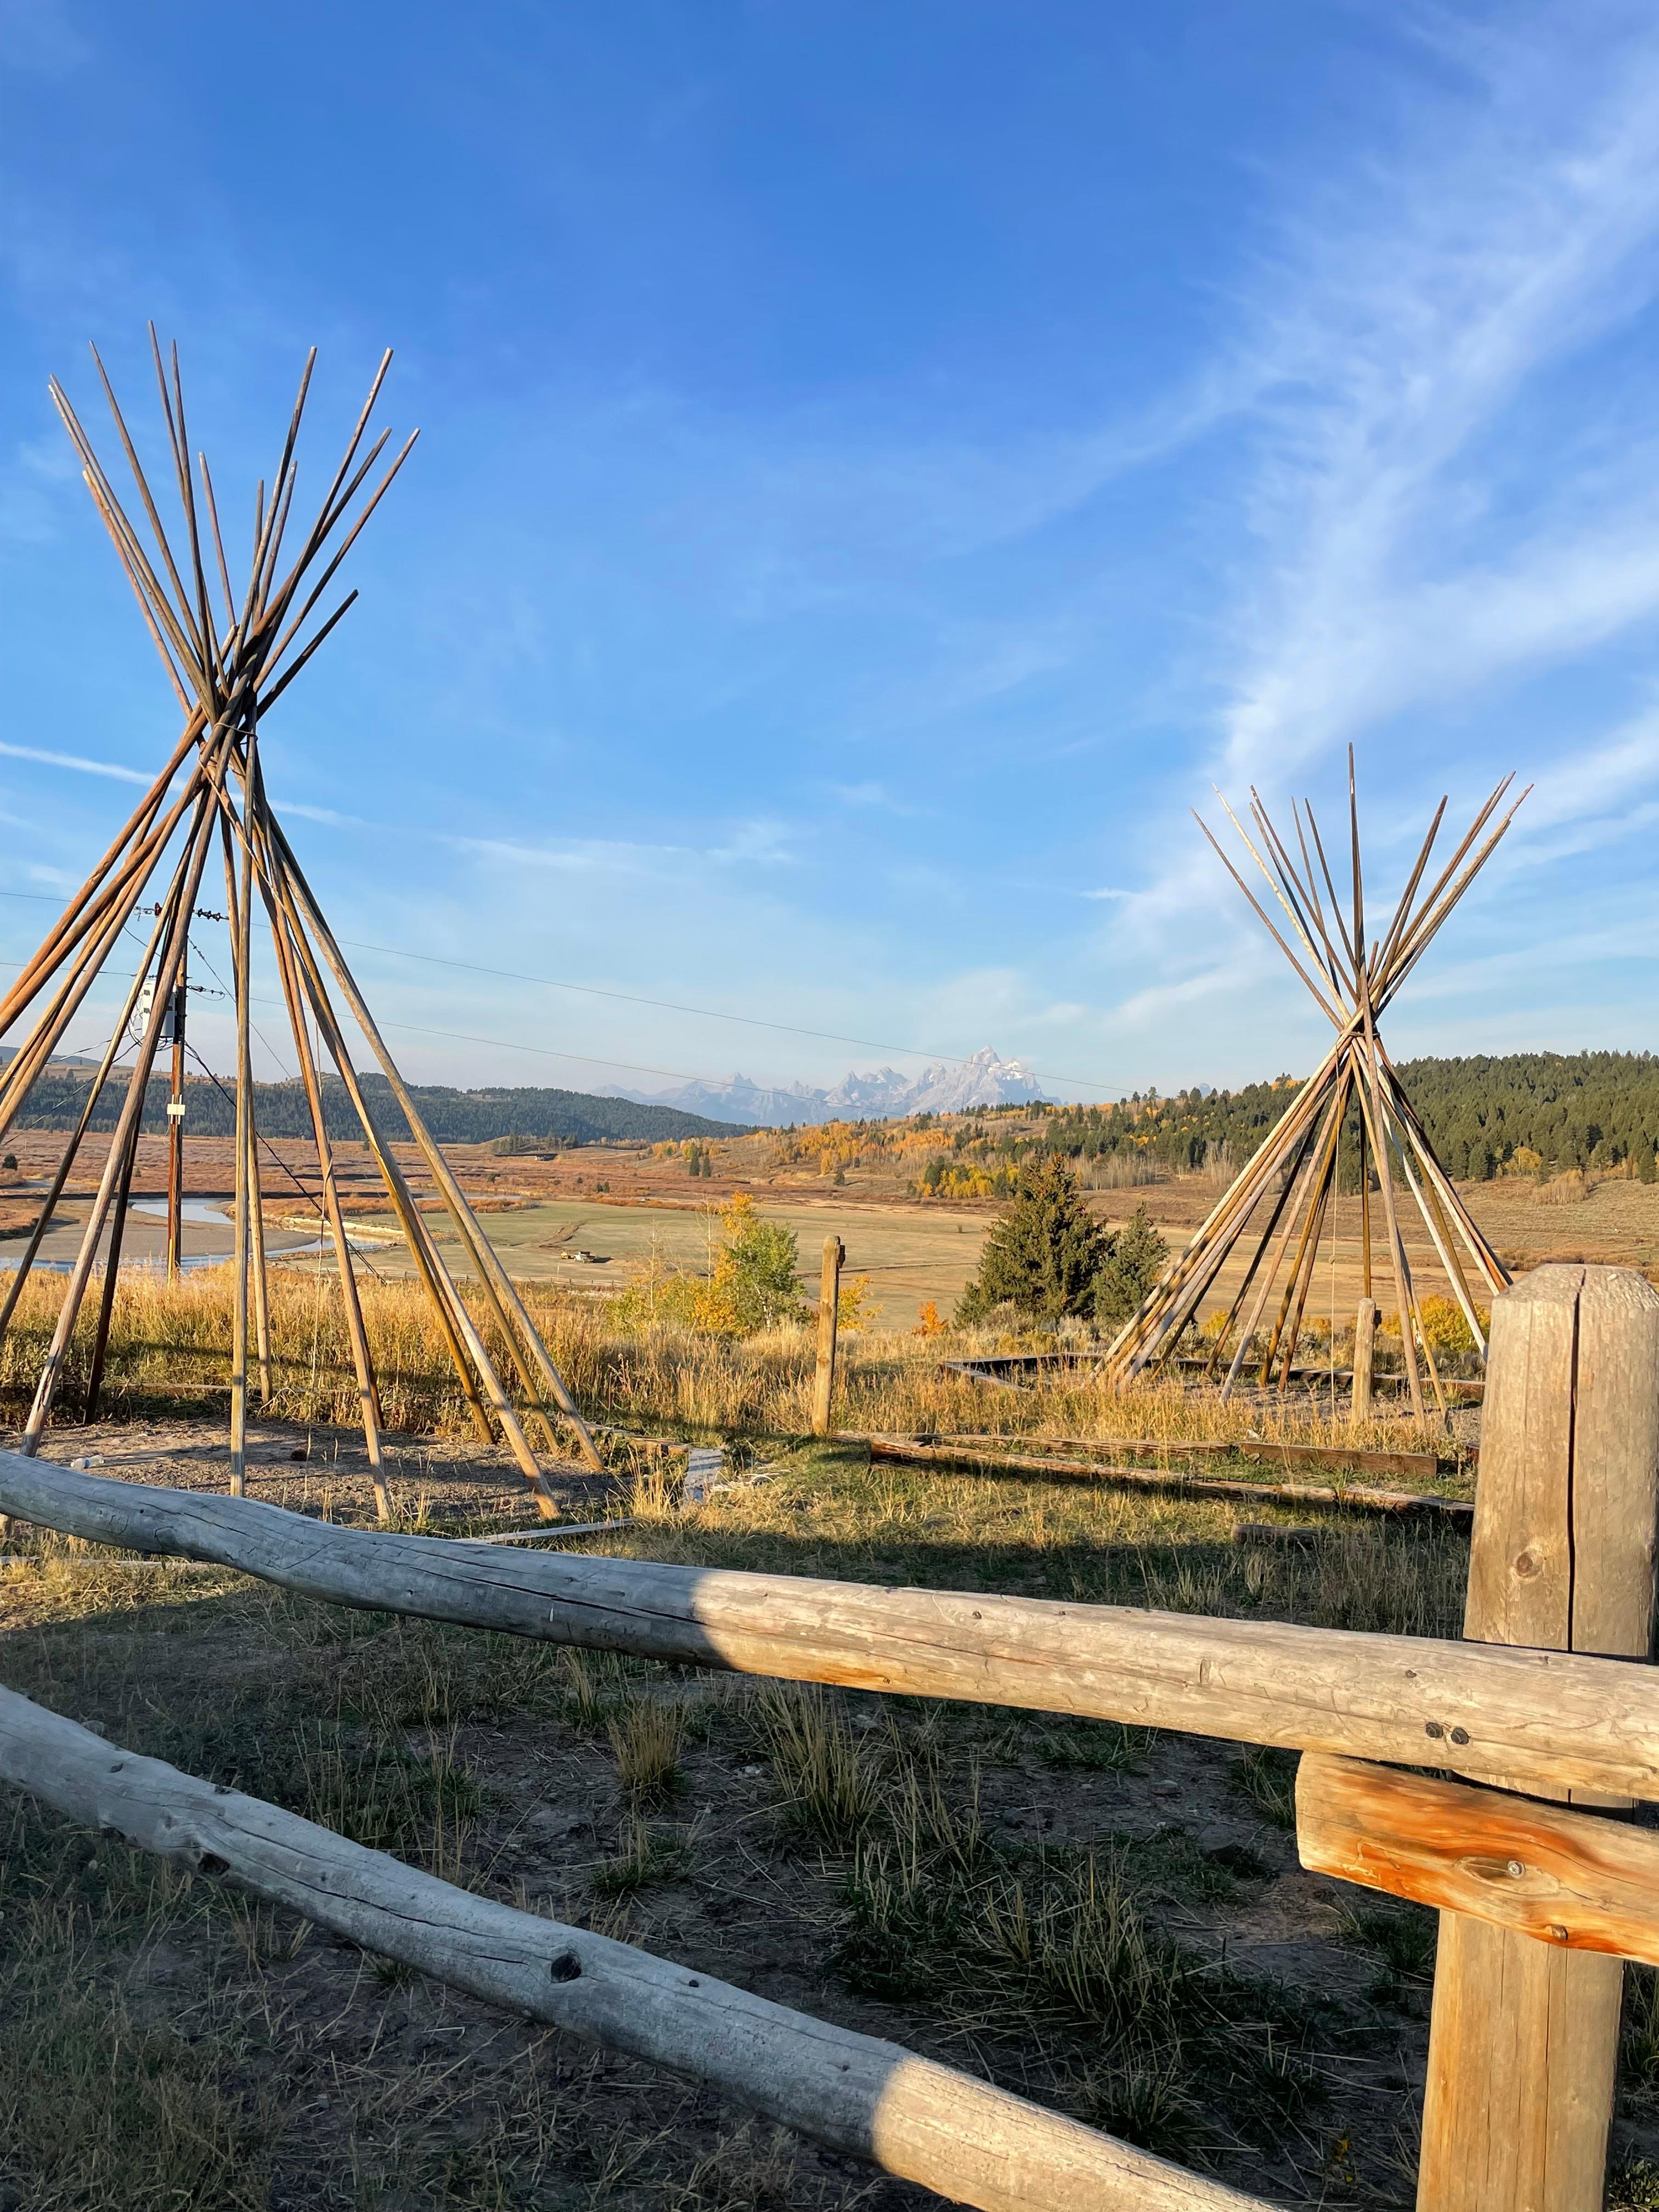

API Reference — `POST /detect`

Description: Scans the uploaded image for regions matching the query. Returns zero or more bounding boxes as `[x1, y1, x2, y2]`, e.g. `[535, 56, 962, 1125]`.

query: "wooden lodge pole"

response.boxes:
[1417, 1264, 1659, 2212]
[11, 1455, 1659, 1804]
[247, 1117, 272, 1402]
[0, 1683, 1270, 2212]
[228, 764, 256, 1502]
[1351, 1300, 1377, 1428]
[812, 1235, 844, 1436]
[19, 789, 222, 1453]
[83, 1111, 142, 1423]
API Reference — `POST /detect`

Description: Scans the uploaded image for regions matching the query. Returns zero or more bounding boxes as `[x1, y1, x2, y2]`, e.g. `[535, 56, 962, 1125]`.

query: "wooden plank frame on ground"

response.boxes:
[859, 1434, 1471, 1521]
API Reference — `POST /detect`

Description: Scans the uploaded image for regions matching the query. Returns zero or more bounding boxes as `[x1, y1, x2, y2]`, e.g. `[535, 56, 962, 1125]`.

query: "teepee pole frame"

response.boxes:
[1105, 748, 1527, 1413]
[0, 334, 598, 1511]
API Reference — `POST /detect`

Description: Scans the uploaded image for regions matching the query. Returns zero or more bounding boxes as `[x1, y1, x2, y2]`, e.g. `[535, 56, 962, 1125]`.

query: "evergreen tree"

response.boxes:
[956, 1158, 1109, 1323]
[1093, 1204, 1169, 1333]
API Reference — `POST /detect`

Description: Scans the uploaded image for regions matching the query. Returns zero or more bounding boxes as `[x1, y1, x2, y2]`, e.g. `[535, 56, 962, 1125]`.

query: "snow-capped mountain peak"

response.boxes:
[611, 1046, 1042, 1127]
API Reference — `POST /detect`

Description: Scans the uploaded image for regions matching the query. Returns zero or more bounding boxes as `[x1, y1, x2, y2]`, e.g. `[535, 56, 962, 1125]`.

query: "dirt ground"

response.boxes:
[15, 1412, 622, 1533]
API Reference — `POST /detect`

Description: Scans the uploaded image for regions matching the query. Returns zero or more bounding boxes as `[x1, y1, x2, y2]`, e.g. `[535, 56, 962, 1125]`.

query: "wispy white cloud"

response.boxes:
[0, 739, 149, 783]
[279, 798, 377, 831]
[1091, 8, 1659, 1075]
[1216, 12, 1659, 791]
[1517, 699, 1659, 830]
[822, 779, 917, 814]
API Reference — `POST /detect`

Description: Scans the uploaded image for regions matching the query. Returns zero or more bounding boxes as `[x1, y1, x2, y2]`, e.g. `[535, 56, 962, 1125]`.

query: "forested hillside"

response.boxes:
[1039, 1052, 1659, 1182]
[10, 1072, 736, 1147]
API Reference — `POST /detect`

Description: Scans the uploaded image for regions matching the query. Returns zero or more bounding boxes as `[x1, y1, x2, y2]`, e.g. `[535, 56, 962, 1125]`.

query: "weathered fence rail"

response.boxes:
[1, 1260, 1655, 2212]
[0, 1453, 1650, 1799]
[0, 1684, 1262, 2212]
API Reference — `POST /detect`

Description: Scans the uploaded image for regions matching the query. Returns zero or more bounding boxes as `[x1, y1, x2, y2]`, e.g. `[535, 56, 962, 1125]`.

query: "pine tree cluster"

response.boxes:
[1037, 1052, 1659, 1185]
[955, 1158, 1167, 1328]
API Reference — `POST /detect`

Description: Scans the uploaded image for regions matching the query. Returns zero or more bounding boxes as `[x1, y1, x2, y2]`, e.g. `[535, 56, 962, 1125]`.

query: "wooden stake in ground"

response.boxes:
[812, 1235, 844, 1436]
[1103, 751, 1524, 1396]
[1350, 1300, 1376, 1428]
[1416, 1263, 1659, 2212]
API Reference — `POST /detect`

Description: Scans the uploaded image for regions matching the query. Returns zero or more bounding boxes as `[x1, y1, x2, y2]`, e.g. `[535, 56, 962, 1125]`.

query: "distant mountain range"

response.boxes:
[5, 1047, 1043, 1143]
[9, 1073, 736, 1147]
[611, 1045, 1044, 1127]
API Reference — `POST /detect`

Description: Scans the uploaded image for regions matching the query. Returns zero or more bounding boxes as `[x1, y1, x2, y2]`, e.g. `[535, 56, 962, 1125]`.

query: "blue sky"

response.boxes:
[4, 1, 1659, 1103]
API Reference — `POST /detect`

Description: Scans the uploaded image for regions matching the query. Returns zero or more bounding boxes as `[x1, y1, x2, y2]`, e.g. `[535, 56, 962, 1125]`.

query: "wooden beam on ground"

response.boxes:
[856, 1435, 1470, 1521]
[1297, 1753, 1659, 1968]
[6, 1456, 1659, 1801]
[1416, 1264, 1659, 2212]
[0, 1684, 1270, 2212]
[905, 1432, 1442, 1482]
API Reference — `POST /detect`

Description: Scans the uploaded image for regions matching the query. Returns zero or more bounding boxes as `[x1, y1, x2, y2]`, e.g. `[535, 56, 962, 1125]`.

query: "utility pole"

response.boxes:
[812, 1235, 844, 1436]
[165, 941, 187, 1280]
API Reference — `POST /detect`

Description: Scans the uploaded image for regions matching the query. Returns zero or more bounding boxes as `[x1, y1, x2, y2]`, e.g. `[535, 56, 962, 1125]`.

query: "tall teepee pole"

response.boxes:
[20, 784, 222, 1452]
[1346, 752, 1425, 1424]
[1220, 1081, 1347, 1399]
[247, 1108, 272, 1403]
[275, 833, 602, 1471]
[242, 811, 389, 1520]
[258, 826, 558, 1509]
[83, 1107, 142, 1424]
[0, 768, 208, 1144]
[0, 849, 196, 1353]
[261, 861, 523, 1463]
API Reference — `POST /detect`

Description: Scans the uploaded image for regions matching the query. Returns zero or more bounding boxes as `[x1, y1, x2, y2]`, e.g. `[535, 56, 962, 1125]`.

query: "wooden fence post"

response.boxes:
[1351, 1299, 1377, 1428]
[1417, 1263, 1659, 2212]
[812, 1235, 844, 1437]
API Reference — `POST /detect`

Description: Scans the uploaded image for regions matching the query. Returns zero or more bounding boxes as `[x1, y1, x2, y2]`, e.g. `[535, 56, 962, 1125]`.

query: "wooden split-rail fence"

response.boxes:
[0, 1260, 1654, 2211]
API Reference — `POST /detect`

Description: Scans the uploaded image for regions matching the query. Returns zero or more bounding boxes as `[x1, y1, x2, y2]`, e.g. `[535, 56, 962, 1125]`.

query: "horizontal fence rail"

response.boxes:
[2, 1454, 1658, 1802]
[0, 1683, 1268, 2212]
[1296, 1753, 1659, 1967]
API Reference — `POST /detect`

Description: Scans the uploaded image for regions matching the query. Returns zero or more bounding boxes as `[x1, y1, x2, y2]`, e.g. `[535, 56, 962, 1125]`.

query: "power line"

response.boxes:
[0, 889, 1118, 1100]
[336, 935, 1116, 1097]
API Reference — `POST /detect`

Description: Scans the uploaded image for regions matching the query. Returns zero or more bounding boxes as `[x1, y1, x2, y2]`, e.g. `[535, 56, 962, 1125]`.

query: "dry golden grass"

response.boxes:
[607, 1698, 688, 1805]
[0, 1267, 1456, 1466]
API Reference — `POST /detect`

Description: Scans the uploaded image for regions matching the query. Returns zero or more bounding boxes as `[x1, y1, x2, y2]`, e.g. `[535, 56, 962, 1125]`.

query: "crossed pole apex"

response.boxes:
[1103, 747, 1528, 1422]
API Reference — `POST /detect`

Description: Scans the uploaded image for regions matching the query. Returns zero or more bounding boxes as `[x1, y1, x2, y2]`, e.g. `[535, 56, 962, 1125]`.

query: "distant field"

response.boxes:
[405, 1192, 995, 1327]
[5, 1113, 1657, 1330]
